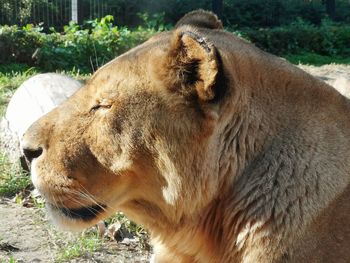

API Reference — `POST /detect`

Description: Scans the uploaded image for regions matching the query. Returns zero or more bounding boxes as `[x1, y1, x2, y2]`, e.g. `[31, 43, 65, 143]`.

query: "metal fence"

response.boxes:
[0, 0, 110, 29]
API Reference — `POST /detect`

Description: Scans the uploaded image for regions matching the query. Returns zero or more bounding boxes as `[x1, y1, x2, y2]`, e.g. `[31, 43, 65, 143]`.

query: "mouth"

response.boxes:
[48, 203, 107, 221]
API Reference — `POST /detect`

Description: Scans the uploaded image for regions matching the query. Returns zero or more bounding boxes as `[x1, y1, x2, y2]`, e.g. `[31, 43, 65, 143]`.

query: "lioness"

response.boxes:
[22, 10, 350, 263]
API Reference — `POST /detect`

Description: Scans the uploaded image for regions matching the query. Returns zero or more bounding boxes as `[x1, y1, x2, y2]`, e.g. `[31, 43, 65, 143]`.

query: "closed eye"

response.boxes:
[89, 102, 112, 113]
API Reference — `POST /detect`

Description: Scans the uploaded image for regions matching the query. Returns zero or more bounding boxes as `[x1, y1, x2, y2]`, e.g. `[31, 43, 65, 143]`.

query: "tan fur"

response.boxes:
[22, 11, 350, 262]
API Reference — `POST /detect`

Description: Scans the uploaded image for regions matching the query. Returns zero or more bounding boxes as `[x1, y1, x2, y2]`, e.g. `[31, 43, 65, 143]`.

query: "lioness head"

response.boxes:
[22, 10, 232, 232]
[22, 9, 350, 263]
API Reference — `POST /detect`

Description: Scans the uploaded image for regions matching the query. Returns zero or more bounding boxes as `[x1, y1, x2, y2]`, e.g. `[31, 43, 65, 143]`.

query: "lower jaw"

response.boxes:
[46, 203, 107, 231]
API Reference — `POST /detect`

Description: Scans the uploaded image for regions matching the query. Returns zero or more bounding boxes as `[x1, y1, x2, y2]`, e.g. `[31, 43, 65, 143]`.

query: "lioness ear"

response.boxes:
[175, 9, 224, 29]
[157, 29, 220, 101]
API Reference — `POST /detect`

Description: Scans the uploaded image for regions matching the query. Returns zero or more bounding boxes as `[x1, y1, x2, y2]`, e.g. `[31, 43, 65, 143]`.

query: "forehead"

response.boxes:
[86, 58, 146, 99]
[85, 33, 171, 99]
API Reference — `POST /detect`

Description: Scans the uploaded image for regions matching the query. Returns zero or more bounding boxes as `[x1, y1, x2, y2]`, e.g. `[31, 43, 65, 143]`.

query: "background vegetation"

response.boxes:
[0, 0, 349, 73]
[0, 15, 157, 73]
[1, 0, 349, 28]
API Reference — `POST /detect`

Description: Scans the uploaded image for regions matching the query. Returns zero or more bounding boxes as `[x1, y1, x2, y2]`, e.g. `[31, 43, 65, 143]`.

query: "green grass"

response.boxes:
[285, 53, 350, 66]
[0, 255, 17, 263]
[59, 68, 91, 83]
[8, 256, 17, 263]
[56, 231, 102, 262]
[0, 152, 31, 197]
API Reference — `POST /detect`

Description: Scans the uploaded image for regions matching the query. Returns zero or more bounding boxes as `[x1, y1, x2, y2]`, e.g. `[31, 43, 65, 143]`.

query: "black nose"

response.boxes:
[22, 146, 43, 163]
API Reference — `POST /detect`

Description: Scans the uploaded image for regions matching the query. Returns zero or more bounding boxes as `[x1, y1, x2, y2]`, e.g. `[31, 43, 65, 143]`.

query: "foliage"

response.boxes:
[76, 0, 350, 28]
[239, 18, 350, 57]
[1, 15, 350, 74]
[56, 231, 102, 262]
[77, 0, 210, 28]
[1, 0, 350, 31]
[0, 0, 61, 27]
[0, 152, 30, 197]
[285, 52, 350, 66]
[0, 63, 35, 74]
[0, 0, 33, 24]
[2, 256, 18, 263]
[0, 16, 158, 73]
[223, 0, 287, 28]
[0, 24, 44, 65]
[137, 12, 172, 31]
[222, 0, 348, 27]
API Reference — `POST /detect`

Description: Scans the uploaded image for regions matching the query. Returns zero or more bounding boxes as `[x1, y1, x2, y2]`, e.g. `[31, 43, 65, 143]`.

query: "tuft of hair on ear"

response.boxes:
[175, 9, 223, 30]
[154, 28, 221, 102]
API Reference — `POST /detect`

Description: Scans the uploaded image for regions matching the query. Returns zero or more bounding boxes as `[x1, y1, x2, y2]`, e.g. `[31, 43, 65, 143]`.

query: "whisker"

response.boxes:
[68, 188, 101, 206]
[51, 192, 59, 207]
[77, 183, 112, 211]
[63, 187, 111, 214]
[67, 195, 101, 215]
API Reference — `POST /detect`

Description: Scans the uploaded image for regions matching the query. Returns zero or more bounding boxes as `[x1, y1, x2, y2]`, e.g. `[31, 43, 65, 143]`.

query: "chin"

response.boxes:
[46, 202, 108, 231]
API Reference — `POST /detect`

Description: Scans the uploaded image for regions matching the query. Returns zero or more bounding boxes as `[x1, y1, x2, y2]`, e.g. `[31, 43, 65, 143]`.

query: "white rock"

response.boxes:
[5, 73, 82, 139]
[1, 73, 83, 167]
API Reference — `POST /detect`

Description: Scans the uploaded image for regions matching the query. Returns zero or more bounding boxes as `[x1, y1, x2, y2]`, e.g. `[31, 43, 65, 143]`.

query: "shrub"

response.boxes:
[240, 18, 350, 56]
[285, 53, 350, 66]
[1, 16, 350, 72]
[0, 24, 43, 64]
[0, 16, 157, 73]
[213, 0, 350, 27]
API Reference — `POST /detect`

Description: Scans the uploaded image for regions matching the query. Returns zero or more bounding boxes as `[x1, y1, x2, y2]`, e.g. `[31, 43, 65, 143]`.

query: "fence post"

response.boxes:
[71, 0, 78, 22]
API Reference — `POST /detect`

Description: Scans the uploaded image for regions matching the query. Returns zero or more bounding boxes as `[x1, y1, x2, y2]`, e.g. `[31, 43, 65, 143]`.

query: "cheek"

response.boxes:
[89, 109, 145, 167]
[85, 120, 129, 173]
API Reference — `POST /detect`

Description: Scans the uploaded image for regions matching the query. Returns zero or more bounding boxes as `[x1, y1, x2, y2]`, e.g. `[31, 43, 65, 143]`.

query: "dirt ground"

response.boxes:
[0, 64, 349, 263]
[0, 199, 55, 263]
[0, 199, 151, 263]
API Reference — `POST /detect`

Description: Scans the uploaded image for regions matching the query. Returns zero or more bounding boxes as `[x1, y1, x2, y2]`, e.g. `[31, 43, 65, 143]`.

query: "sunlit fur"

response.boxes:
[22, 10, 350, 262]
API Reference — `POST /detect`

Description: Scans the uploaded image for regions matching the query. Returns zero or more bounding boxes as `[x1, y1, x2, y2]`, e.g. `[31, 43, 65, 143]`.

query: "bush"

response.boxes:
[0, 24, 43, 64]
[91, 0, 350, 28]
[74, 0, 350, 28]
[1, 15, 350, 72]
[0, 16, 157, 73]
[285, 53, 350, 66]
[240, 18, 350, 57]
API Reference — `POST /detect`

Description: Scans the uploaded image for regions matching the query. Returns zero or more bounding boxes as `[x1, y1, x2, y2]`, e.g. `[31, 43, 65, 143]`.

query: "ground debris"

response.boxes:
[0, 198, 151, 262]
[0, 242, 19, 252]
